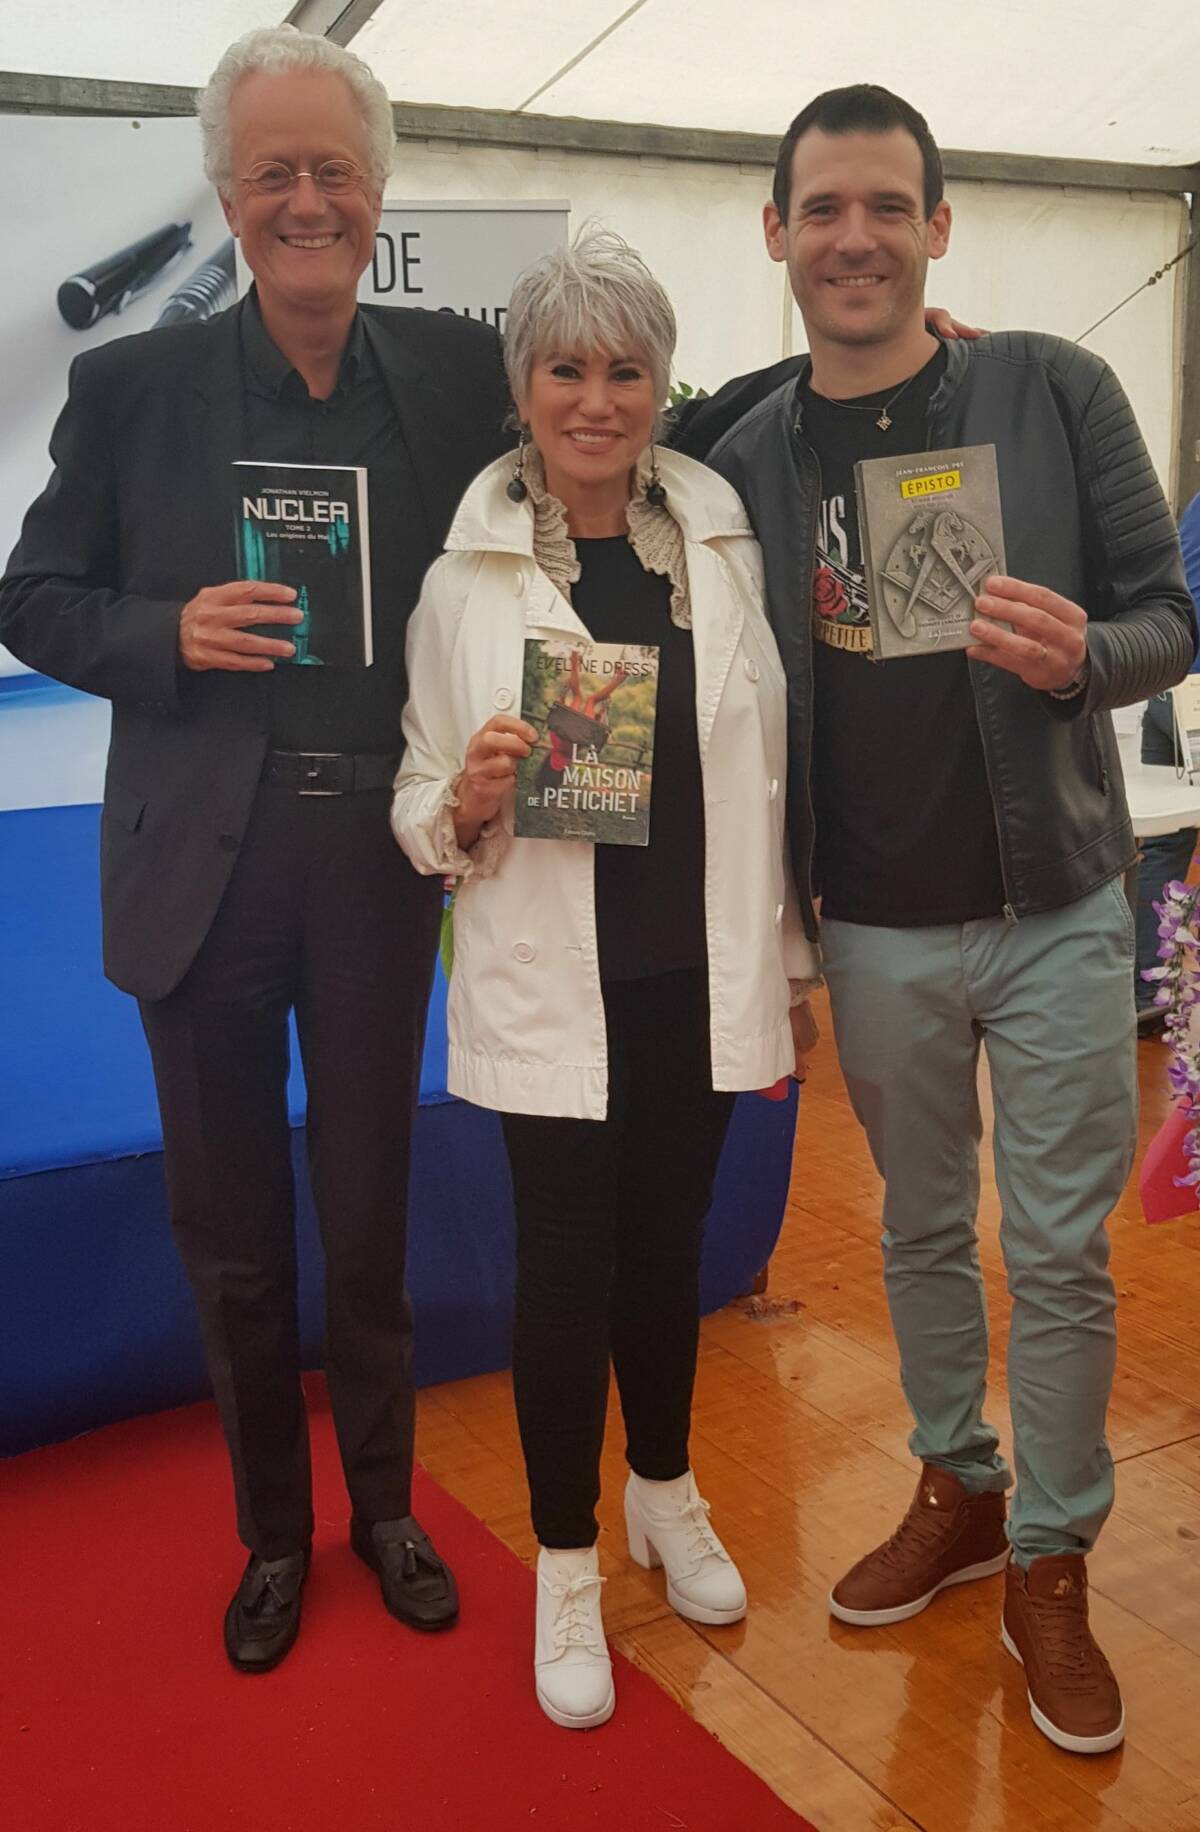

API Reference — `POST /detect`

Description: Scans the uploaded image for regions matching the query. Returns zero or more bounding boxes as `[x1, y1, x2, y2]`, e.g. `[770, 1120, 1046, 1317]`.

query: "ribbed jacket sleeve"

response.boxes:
[1032, 334, 1196, 717]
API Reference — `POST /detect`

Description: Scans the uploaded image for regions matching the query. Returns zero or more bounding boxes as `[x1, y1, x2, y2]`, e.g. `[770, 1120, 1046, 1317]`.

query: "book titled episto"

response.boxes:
[854, 444, 1006, 661]
[515, 638, 659, 844]
[233, 460, 372, 667]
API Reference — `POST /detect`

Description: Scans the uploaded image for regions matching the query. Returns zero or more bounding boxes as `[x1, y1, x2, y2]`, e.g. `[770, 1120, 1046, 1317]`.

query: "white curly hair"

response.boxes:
[197, 25, 395, 197]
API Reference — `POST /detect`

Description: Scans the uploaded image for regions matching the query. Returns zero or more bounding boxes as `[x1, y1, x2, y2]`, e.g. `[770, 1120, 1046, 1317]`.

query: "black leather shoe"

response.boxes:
[350, 1514, 459, 1630]
[223, 1547, 310, 1673]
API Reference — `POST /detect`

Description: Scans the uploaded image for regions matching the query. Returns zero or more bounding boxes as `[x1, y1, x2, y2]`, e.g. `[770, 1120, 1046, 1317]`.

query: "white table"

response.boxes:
[1118, 730, 1200, 837]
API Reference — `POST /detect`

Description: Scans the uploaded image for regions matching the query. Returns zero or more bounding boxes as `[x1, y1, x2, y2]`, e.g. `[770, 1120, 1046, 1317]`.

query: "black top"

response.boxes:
[800, 345, 1006, 926]
[571, 537, 707, 981]
[242, 294, 424, 753]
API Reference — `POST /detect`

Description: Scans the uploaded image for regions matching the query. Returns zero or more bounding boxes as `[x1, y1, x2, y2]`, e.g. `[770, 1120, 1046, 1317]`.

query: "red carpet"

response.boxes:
[2, 1383, 813, 1831]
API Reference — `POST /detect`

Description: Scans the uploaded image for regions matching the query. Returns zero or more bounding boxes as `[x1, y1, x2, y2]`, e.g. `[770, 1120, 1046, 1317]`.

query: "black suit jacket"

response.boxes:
[0, 298, 512, 1000]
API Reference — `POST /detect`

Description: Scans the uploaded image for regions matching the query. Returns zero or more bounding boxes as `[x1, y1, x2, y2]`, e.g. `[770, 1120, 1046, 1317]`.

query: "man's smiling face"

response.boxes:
[220, 68, 381, 320]
[764, 125, 951, 352]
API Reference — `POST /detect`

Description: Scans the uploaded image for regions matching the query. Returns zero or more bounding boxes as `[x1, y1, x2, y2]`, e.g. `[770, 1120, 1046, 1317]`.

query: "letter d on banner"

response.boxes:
[372, 231, 396, 295]
[358, 202, 567, 316]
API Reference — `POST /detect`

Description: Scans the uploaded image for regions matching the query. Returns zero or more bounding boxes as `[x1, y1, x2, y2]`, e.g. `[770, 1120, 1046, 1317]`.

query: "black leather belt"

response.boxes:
[261, 749, 401, 796]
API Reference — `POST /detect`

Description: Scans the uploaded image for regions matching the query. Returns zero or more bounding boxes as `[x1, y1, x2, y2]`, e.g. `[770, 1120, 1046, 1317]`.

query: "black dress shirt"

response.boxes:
[241, 294, 425, 753]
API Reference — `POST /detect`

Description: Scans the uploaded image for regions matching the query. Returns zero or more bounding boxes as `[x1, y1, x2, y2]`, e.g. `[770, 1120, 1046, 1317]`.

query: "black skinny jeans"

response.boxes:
[501, 969, 736, 1548]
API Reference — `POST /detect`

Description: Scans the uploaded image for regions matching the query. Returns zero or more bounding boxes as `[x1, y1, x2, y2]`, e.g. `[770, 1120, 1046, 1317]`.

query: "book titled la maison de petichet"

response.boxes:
[515, 638, 659, 845]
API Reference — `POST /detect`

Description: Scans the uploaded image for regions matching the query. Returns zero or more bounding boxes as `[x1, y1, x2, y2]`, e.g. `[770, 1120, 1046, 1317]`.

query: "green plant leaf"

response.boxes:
[439, 886, 456, 979]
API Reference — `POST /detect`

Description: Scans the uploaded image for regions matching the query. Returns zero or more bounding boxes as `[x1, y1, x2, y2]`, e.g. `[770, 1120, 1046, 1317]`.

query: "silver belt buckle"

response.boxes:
[296, 749, 343, 797]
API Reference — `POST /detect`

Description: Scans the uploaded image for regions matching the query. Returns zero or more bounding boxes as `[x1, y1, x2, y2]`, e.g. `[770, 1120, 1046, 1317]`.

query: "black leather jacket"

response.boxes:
[673, 333, 1196, 939]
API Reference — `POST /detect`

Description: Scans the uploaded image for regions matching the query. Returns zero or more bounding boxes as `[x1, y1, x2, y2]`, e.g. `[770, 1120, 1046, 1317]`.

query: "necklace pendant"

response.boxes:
[876, 410, 892, 431]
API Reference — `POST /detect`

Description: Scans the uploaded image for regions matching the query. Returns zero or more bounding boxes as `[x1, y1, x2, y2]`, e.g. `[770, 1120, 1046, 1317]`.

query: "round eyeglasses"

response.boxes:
[237, 159, 367, 197]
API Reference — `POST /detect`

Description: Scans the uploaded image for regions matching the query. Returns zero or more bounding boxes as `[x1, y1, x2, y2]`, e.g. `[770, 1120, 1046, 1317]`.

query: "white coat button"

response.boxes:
[744, 657, 760, 683]
[513, 568, 526, 595]
[774, 903, 784, 925]
[768, 777, 779, 801]
[513, 941, 536, 963]
[493, 686, 515, 710]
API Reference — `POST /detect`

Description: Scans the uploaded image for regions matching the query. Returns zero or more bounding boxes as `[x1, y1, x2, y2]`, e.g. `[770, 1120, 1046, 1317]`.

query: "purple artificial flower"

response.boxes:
[1152, 881, 1200, 1190]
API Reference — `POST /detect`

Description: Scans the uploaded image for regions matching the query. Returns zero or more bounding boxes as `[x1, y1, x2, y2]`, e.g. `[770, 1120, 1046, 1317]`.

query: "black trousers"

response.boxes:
[139, 784, 441, 1559]
[500, 969, 736, 1549]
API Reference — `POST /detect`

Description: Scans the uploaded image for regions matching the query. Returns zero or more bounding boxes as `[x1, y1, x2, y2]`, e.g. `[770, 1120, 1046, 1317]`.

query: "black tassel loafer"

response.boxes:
[350, 1514, 459, 1630]
[223, 1546, 311, 1673]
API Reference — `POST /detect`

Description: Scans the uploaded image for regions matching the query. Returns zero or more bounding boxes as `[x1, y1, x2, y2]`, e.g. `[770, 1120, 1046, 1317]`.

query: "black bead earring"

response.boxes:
[506, 432, 530, 503]
[645, 447, 667, 508]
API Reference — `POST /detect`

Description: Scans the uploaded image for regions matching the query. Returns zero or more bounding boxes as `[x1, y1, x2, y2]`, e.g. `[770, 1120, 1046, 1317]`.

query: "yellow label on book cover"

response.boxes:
[900, 469, 962, 500]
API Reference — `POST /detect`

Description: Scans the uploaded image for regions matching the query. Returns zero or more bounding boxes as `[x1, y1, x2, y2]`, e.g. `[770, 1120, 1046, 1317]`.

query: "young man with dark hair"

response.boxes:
[675, 84, 1195, 1755]
[771, 83, 945, 221]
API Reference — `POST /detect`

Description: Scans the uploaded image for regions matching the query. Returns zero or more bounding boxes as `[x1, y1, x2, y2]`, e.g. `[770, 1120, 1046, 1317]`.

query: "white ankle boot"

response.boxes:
[534, 1546, 615, 1730]
[624, 1470, 747, 1625]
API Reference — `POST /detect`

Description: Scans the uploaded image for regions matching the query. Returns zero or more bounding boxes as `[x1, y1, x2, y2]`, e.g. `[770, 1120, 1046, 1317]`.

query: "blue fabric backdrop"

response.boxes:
[1, 803, 797, 1456]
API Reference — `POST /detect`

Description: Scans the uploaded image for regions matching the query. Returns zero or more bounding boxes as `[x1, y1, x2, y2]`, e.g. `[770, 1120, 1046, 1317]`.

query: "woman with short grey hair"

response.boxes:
[503, 228, 676, 439]
[393, 226, 819, 1730]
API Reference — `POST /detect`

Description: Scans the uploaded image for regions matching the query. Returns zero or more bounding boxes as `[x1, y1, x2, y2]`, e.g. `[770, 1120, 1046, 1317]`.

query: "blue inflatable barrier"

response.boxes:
[0, 804, 797, 1456]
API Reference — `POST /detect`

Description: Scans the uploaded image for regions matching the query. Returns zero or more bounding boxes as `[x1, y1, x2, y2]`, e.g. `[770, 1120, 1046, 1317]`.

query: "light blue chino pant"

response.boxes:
[820, 880, 1137, 1565]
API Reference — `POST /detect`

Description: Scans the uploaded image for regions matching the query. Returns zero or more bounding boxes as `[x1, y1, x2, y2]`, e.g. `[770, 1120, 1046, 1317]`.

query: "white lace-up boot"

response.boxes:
[624, 1470, 747, 1625]
[533, 1546, 615, 1730]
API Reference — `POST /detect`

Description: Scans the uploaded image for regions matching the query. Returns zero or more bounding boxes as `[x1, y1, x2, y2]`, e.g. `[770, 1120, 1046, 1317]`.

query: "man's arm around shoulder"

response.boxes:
[667, 357, 803, 462]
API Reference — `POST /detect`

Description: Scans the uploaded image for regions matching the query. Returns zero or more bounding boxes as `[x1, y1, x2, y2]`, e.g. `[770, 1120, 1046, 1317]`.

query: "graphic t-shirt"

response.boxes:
[802, 345, 1007, 926]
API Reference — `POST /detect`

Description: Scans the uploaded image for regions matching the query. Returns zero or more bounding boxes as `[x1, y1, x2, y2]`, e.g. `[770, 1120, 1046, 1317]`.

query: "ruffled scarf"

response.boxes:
[521, 444, 691, 630]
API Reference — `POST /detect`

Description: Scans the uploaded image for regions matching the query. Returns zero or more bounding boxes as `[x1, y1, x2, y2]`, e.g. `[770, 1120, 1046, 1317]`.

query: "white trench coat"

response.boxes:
[392, 448, 818, 1120]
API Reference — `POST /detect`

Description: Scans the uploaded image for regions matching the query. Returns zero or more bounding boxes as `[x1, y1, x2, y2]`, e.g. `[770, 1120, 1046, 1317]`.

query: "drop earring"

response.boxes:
[645, 447, 667, 508]
[506, 431, 530, 502]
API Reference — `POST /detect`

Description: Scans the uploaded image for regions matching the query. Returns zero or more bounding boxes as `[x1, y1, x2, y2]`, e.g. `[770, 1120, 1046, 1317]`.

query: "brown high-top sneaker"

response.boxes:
[1002, 1555, 1124, 1754]
[829, 1464, 1010, 1626]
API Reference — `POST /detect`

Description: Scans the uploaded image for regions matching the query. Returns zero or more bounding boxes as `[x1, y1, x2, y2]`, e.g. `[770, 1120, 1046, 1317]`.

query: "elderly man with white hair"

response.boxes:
[0, 25, 510, 1670]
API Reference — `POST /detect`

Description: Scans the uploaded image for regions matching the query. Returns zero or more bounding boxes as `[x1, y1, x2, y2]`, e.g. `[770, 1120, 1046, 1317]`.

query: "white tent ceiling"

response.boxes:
[6, 0, 1200, 167]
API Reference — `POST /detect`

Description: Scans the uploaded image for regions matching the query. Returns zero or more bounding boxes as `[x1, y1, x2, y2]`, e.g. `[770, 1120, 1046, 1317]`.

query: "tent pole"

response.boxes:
[283, 1, 387, 46]
[1177, 193, 1200, 516]
[0, 73, 1196, 200]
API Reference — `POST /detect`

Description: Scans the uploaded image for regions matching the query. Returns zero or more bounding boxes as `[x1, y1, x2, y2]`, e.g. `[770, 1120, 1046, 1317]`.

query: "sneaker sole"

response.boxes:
[536, 1682, 616, 1731]
[828, 1548, 1011, 1627]
[1000, 1624, 1126, 1754]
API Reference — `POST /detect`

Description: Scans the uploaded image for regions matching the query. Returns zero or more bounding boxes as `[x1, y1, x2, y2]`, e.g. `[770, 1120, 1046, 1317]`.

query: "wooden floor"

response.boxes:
[417, 991, 1200, 1832]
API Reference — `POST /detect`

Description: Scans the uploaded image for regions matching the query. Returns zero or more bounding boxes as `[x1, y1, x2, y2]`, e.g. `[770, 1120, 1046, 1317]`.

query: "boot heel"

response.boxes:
[625, 1506, 661, 1571]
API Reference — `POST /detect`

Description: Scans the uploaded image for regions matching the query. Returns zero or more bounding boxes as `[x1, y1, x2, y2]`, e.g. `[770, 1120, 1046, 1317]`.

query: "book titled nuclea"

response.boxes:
[515, 638, 659, 844]
[232, 460, 372, 667]
[854, 444, 1006, 661]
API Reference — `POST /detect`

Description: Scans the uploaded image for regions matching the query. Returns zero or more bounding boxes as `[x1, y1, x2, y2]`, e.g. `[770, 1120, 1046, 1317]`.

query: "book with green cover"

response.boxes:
[233, 459, 372, 667]
[854, 444, 1006, 661]
[514, 638, 659, 844]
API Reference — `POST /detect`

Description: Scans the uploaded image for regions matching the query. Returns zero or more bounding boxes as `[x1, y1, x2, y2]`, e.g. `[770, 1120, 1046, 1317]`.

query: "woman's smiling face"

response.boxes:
[518, 347, 658, 509]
